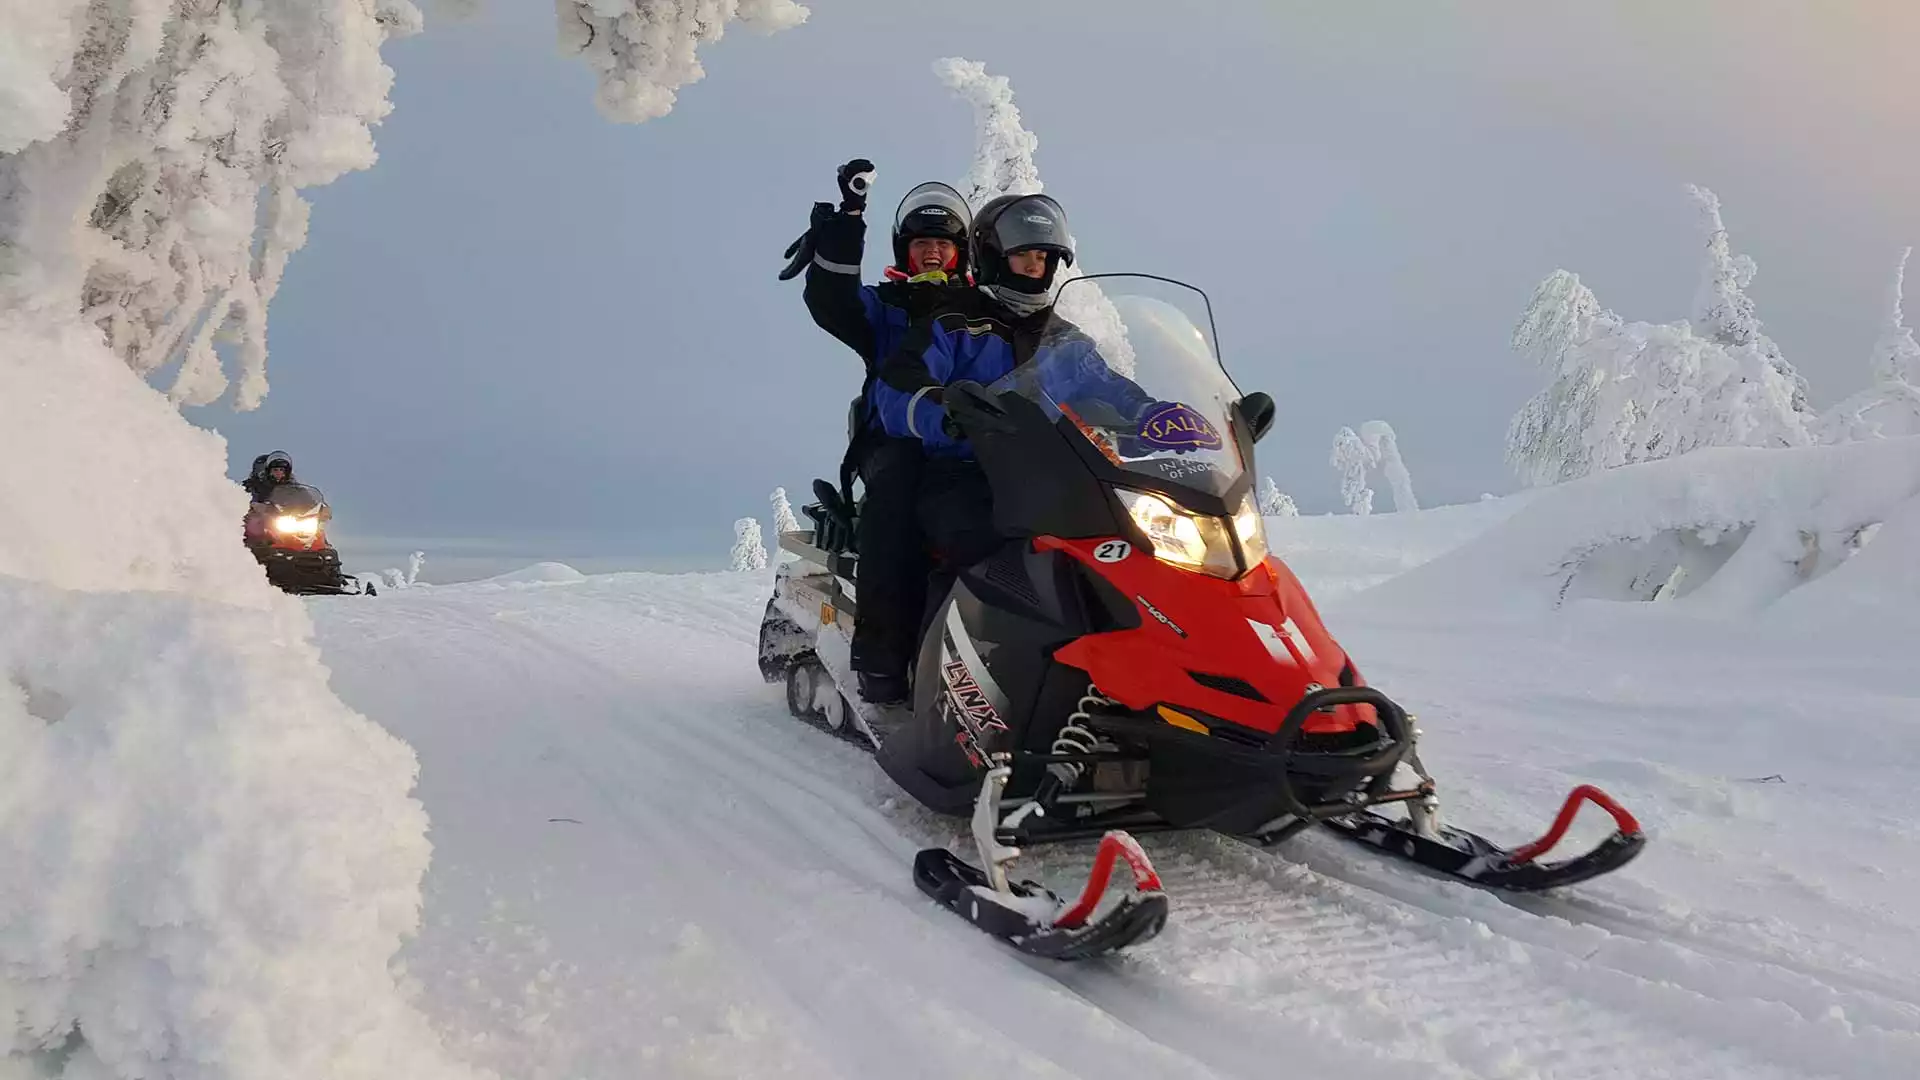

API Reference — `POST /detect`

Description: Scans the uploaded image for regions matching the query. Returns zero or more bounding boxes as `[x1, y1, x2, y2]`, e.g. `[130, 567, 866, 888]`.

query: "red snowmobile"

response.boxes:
[244, 482, 375, 596]
[759, 274, 1643, 961]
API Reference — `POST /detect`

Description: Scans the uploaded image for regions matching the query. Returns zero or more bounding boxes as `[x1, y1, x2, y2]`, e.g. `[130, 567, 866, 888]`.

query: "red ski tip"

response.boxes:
[1054, 831, 1164, 930]
[1508, 784, 1644, 866]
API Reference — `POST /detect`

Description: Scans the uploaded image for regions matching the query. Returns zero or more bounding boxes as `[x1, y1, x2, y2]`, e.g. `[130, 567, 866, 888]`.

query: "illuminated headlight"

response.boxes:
[272, 514, 319, 537]
[1232, 489, 1269, 567]
[1115, 489, 1239, 579]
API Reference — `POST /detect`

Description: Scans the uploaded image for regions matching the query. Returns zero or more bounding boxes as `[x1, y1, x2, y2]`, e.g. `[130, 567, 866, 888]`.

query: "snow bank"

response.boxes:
[0, 3, 490, 1076]
[1264, 497, 1526, 600]
[476, 561, 588, 585]
[0, 581, 467, 1079]
[1354, 437, 1920, 624]
[0, 310, 484, 1079]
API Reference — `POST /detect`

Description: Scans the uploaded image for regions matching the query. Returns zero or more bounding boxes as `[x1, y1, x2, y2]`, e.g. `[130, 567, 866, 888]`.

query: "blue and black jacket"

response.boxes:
[873, 290, 1156, 459]
[801, 209, 965, 435]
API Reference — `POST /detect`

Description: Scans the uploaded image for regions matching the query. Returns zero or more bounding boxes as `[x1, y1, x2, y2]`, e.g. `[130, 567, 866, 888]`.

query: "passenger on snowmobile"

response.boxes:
[782, 160, 975, 706]
[874, 193, 1156, 572]
[244, 450, 295, 503]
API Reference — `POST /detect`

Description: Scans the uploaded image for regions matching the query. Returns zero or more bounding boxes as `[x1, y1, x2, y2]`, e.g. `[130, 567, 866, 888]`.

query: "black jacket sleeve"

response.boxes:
[802, 210, 878, 365]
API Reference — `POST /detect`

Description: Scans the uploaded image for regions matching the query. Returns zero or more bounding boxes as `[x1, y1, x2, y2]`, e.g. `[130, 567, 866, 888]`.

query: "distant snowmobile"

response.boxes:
[758, 274, 1644, 961]
[244, 483, 375, 596]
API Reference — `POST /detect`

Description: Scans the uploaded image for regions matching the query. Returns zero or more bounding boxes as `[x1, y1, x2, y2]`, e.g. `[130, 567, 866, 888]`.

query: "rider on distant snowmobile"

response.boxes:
[787, 159, 974, 706]
[874, 193, 1156, 572]
[244, 450, 295, 503]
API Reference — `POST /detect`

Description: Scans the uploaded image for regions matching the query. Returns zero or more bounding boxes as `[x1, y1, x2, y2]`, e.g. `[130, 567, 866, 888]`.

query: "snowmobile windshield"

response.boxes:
[993, 275, 1245, 500]
[266, 483, 327, 517]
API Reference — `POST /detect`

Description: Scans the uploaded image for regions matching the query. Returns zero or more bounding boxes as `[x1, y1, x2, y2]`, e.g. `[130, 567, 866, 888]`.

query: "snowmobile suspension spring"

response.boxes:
[1048, 685, 1115, 789]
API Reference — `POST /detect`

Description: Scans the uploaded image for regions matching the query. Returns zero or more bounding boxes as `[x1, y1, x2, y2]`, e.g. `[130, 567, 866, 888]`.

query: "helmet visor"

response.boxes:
[894, 182, 971, 240]
[989, 195, 1072, 257]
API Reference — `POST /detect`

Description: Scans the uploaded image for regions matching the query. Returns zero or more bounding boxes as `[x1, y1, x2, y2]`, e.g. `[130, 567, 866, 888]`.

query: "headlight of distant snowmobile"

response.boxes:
[1232, 490, 1269, 567]
[272, 514, 320, 537]
[1114, 489, 1239, 579]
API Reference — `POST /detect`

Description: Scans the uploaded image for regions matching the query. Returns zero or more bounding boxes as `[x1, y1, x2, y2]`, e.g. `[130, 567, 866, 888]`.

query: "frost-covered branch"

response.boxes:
[557, 0, 810, 124]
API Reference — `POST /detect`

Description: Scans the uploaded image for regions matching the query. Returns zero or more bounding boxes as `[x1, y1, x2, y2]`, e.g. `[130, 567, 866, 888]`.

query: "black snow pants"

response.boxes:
[851, 435, 930, 680]
[913, 457, 1004, 641]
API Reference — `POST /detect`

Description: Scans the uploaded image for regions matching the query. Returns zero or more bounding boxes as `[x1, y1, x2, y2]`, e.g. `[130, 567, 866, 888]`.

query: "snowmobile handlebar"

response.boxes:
[1269, 686, 1415, 822]
[942, 380, 1019, 436]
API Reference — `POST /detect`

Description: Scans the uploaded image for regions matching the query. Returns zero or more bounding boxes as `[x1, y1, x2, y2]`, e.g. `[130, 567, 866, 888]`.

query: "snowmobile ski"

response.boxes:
[913, 761, 1168, 962]
[913, 845, 1169, 962]
[1319, 784, 1646, 893]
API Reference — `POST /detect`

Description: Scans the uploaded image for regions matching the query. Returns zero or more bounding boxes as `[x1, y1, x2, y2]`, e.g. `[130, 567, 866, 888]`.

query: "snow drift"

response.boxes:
[1356, 436, 1920, 625]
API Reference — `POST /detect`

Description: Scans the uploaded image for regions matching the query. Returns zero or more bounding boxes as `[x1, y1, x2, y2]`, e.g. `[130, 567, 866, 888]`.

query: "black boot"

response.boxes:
[857, 671, 910, 706]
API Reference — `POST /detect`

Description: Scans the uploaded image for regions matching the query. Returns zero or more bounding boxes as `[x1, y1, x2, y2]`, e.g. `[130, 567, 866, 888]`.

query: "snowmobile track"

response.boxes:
[1113, 833, 1915, 1079]
[320, 589, 1919, 1080]
[742, 697, 1911, 1078]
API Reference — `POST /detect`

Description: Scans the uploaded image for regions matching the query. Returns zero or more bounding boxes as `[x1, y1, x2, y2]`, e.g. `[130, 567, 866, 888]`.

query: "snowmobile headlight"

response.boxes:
[272, 514, 319, 537]
[1232, 490, 1269, 568]
[1115, 489, 1239, 579]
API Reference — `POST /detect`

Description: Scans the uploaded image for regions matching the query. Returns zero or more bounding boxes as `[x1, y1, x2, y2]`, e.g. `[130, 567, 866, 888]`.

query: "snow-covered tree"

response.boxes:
[0, 2, 806, 408]
[770, 486, 801, 536]
[1330, 427, 1374, 516]
[935, 57, 1135, 376]
[1687, 184, 1813, 419]
[1506, 270, 1617, 486]
[1819, 247, 1920, 441]
[1257, 476, 1299, 517]
[558, 0, 810, 123]
[0, 0, 425, 409]
[1359, 420, 1418, 512]
[1869, 247, 1920, 388]
[1507, 188, 1814, 487]
[933, 57, 1042, 208]
[730, 517, 768, 571]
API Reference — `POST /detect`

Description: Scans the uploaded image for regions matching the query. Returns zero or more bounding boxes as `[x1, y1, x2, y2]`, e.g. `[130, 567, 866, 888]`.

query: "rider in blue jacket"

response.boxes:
[784, 162, 974, 705]
[874, 193, 1155, 569]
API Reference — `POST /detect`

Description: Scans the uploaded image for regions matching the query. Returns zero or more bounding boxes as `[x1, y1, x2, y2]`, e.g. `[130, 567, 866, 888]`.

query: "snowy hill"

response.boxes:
[289, 474, 1919, 1079]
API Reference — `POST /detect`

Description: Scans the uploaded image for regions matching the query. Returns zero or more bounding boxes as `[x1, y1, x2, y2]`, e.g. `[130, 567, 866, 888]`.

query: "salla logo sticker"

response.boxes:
[1137, 402, 1223, 452]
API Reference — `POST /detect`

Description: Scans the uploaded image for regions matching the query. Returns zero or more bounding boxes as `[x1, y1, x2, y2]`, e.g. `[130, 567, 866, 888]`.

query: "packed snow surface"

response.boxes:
[299, 455, 1919, 1077]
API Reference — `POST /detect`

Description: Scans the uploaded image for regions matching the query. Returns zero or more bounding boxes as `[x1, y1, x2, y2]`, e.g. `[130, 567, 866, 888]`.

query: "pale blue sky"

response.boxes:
[188, 1, 1920, 569]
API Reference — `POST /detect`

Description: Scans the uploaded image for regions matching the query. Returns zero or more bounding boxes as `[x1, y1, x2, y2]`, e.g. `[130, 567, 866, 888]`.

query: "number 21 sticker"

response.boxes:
[1093, 540, 1132, 563]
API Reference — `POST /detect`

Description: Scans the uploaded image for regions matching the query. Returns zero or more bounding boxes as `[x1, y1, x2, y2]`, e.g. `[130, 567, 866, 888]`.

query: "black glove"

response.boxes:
[777, 201, 836, 281]
[837, 158, 875, 214]
[940, 411, 962, 439]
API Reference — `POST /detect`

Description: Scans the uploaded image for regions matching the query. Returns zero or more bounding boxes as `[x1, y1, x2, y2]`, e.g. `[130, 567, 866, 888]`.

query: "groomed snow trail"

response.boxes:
[310, 571, 1920, 1079]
